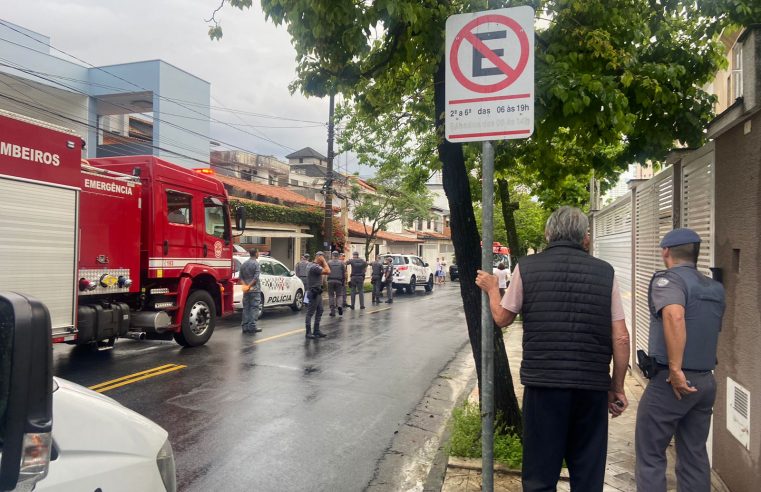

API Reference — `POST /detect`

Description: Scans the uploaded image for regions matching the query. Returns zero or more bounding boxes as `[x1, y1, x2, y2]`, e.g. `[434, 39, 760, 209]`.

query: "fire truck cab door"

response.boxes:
[201, 195, 232, 269]
[161, 187, 201, 263]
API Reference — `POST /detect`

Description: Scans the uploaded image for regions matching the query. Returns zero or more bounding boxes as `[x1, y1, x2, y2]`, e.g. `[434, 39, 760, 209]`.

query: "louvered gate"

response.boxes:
[633, 168, 674, 355]
[681, 143, 715, 276]
[593, 194, 633, 336]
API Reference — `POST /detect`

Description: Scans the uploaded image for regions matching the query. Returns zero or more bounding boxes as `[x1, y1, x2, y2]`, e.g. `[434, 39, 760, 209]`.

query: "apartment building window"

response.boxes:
[732, 43, 743, 101]
[417, 219, 423, 230]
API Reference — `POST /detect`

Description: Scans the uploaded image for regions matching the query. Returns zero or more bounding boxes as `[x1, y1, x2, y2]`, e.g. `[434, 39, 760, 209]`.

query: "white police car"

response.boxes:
[383, 254, 434, 294]
[233, 256, 305, 318]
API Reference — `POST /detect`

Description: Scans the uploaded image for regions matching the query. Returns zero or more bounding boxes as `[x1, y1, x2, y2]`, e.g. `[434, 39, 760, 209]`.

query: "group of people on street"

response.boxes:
[435, 257, 447, 284]
[476, 206, 725, 492]
[241, 249, 399, 340]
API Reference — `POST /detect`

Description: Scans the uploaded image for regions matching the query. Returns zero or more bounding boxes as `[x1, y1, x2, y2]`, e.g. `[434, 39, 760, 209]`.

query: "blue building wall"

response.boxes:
[0, 20, 210, 168]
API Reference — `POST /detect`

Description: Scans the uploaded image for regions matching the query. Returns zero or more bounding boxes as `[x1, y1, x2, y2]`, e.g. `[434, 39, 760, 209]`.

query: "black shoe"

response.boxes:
[305, 333, 315, 339]
[348, 304, 355, 310]
[313, 331, 327, 338]
[360, 306, 365, 309]
[254, 328, 262, 333]
[329, 312, 335, 317]
[337, 307, 343, 315]
[385, 299, 393, 304]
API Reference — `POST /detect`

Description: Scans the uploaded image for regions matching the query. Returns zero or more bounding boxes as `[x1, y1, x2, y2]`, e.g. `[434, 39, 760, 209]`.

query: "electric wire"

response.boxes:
[0, 22, 307, 150]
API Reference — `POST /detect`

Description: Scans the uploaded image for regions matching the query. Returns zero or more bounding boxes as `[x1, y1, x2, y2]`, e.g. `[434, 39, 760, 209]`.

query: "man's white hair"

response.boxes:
[545, 206, 589, 245]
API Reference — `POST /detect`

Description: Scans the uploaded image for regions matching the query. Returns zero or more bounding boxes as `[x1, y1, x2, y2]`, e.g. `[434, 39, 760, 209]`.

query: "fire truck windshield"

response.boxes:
[204, 197, 229, 239]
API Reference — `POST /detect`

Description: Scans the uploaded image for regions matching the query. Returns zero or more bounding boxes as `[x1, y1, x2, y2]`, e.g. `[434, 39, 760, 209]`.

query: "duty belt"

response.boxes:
[655, 363, 711, 373]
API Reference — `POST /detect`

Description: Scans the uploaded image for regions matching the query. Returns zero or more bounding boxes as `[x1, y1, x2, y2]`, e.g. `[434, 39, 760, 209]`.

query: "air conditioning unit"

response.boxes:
[726, 376, 750, 450]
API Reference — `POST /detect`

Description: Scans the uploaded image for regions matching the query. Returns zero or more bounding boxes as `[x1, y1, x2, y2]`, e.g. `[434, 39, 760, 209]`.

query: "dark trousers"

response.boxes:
[371, 277, 382, 302]
[635, 370, 716, 492]
[384, 280, 393, 301]
[522, 386, 608, 492]
[305, 290, 323, 333]
[350, 277, 365, 308]
[327, 280, 344, 313]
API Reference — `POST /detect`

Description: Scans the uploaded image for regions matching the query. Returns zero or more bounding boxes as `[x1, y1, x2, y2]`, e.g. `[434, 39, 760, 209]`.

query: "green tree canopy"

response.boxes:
[208, 0, 750, 432]
[348, 169, 432, 259]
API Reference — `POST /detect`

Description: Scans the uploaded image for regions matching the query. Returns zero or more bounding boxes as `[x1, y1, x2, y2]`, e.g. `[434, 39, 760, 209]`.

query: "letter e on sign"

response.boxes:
[445, 6, 534, 142]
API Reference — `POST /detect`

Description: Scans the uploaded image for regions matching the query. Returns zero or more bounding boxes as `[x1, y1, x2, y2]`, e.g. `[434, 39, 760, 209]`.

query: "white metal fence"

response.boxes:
[593, 146, 715, 365]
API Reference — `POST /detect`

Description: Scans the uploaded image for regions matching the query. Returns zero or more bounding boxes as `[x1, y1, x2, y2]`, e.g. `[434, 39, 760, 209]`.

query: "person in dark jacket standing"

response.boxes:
[382, 256, 394, 304]
[327, 251, 346, 316]
[346, 251, 367, 309]
[339, 252, 348, 308]
[635, 228, 725, 492]
[304, 252, 329, 339]
[476, 206, 630, 491]
[369, 255, 384, 304]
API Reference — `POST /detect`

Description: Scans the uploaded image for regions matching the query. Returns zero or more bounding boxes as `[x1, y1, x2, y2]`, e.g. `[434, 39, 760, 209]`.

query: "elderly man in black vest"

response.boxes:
[476, 206, 631, 491]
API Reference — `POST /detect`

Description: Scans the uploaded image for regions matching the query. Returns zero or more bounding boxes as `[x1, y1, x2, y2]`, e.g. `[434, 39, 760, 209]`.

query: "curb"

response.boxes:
[366, 340, 477, 491]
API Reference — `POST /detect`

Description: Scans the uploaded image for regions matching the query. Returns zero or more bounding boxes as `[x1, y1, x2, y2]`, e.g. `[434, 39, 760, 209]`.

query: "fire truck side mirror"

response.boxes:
[235, 206, 247, 231]
[0, 292, 53, 492]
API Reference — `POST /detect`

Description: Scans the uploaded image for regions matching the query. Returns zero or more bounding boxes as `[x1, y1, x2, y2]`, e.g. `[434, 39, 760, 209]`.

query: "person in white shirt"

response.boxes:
[495, 262, 510, 297]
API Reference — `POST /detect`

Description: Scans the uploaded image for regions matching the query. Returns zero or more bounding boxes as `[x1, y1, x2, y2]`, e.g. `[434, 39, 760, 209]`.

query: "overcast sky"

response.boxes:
[1, 0, 365, 174]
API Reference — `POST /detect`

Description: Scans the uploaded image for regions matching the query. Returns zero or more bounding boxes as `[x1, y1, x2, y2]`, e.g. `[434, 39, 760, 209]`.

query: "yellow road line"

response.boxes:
[89, 364, 186, 393]
[88, 364, 178, 390]
[368, 307, 392, 314]
[253, 328, 304, 344]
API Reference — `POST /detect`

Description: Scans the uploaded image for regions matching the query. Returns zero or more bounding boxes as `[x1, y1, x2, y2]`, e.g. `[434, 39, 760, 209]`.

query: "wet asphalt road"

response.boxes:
[52, 282, 470, 491]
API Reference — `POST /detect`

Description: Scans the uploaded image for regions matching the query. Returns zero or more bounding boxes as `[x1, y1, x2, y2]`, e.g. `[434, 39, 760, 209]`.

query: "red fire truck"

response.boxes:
[0, 110, 242, 348]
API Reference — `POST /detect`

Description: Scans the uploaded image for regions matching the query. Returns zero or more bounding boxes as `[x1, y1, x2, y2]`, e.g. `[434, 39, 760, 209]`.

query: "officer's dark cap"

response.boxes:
[302, 253, 310, 259]
[315, 251, 325, 257]
[660, 228, 702, 248]
[331, 251, 339, 257]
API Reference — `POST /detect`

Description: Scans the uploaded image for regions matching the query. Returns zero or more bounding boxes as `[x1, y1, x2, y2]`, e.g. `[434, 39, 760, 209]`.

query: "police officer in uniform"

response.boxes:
[635, 228, 725, 492]
[304, 251, 329, 339]
[295, 253, 310, 289]
[369, 255, 384, 304]
[346, 251, 368, 309]
[382, 256, 394, 304]
[327, 251, 346, 316]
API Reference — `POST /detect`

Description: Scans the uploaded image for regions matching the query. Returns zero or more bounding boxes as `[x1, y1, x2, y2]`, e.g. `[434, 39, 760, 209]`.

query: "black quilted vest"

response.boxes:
[519, 241, 614, 391]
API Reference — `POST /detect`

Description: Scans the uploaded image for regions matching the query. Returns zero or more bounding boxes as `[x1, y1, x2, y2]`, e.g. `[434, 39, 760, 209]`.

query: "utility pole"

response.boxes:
[324, 93, 335, 251]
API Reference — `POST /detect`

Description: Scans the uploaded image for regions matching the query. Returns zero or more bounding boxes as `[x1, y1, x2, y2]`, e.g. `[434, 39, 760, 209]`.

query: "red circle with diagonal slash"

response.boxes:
[450, 14, 530, 94]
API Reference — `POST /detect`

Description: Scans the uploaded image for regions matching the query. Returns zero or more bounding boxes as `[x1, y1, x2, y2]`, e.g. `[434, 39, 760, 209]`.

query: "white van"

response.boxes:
[0, 292, 176, 492]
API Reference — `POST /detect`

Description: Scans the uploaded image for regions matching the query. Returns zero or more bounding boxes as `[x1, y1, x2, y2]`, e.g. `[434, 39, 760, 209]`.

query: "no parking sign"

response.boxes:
[445, 6, 534, 142]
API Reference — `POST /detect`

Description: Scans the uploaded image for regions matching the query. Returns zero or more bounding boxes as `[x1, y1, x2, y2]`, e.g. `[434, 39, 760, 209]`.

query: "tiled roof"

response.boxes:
[285, 147, 327, 160]
[348, 219, 422, 243]
[415, 230, 451, 240]
[215, 173, 322, 208]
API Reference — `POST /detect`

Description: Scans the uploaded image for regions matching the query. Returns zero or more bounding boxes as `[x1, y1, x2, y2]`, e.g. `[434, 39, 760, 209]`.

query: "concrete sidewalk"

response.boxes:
[440, 323, 727, 492]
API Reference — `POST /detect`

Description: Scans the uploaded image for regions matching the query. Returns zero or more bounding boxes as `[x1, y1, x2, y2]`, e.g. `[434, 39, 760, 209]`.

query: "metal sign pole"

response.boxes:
[481, 140, 495, 491]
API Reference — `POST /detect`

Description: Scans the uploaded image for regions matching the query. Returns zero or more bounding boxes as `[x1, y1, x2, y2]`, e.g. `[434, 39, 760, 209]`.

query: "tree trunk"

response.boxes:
[497, 178, 525, 265]
[434, 60, 522, 434]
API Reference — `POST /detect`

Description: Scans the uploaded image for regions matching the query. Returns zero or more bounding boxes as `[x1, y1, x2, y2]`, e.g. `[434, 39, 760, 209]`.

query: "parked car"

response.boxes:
[233, 256, 304, 318]
[382, 254, 434, 294]
[448, 253, 510, 281]
[1, 291, 176, 492]
[449, 262, 459, 281]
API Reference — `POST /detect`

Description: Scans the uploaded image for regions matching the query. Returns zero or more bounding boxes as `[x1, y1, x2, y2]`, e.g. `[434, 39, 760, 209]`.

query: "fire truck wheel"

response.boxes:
[290, 289, 304, 312]
[175, 290, 216, 347]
